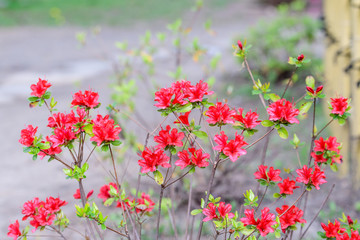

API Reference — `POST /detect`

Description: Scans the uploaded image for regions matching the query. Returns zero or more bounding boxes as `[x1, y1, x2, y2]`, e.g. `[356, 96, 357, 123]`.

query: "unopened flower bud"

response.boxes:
[315, 85, 323, 94]
[347, 215, 354, 226]
[297, 54, 304, 61]
[237, 40, 243, 50]
[229, 229, 235, 234]
[306, 86, 315, 94]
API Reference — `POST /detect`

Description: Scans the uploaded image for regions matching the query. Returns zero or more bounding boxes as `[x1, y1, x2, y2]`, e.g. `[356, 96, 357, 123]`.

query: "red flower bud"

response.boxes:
[347, 215, 354, 225]
[315, 85, 323, 94]
[306, 86, 315, 94]
[297, 54, 304, 61]
[237, 40, 243, 50]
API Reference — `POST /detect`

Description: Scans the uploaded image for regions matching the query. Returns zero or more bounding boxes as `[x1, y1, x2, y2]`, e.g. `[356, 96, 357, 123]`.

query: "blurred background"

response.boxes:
[3, 0, 359, 239]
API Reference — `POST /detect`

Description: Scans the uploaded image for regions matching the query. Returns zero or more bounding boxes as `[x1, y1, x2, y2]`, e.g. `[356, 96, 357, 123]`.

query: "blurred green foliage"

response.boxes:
[243, 0, 322, 84]
[0, 0, 234, 26]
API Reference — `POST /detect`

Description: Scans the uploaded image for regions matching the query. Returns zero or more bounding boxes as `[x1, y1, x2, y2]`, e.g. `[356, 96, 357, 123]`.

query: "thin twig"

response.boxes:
[245, 128, 274, 150]
[299, 184, 335, 240]
[244, 58, 267, 109]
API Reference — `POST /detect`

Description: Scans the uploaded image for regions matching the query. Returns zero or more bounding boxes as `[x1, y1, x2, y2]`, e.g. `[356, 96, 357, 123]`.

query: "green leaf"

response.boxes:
[338, 118, 346, 125]
[277, 127, 288, 139]
[273, 193, 281, 198]
[101, 144, 109, 152]
[330, 164, 338, 172]
[305, 76, 315, 89]
[50, 97, 57, 108]
[111, 140, 122, 146]
[261, 120, 275, 127]
[299, 101, 312, 115]
[193, 130, 208, 140]
[176, 103, 193, 113]
[109, 185, 118, 196]
[153, 170, 164, 185]
[191, 209, 203, 215]
[82, 163, 89, 173]
[267, 93, 280, 102]
[83, 124, 94, 136]
[43, 91, 51, 99]
[189, 166, 195, 174]
[104, 198, 115, 207]
[28, 96, 39, 102]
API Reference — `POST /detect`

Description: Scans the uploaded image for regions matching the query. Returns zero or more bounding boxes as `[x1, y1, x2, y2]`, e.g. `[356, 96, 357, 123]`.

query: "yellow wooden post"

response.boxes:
[350, 0, 360, 186]
[323, 0, 351, 177]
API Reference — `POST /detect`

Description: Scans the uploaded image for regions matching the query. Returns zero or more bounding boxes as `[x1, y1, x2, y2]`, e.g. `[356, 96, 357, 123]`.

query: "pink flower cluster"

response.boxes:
[240, 207, 277, 236]
[296, 165, 327, 190]
[98, 183, 155, 213]
[8, 196, 67, 239]
[203, 202, 235, 222]
[312, 136, 342, 165]
[330, 97, 349, 116]
[267, 99, 299, 124]
[175, 148, 210, 169]
[276, 205, 306, 232]
[154, 80, 213, 109]
[91, 114, 122, 146]
[214, 131, 248, 162]
[30, 78, 51, 98]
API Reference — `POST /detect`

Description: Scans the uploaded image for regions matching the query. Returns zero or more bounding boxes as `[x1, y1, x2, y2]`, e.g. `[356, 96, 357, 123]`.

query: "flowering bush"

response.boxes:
[7, 42, 359, 240]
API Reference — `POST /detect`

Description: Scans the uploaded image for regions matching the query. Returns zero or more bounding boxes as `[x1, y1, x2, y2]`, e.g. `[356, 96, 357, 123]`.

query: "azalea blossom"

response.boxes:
[330, 97, 348, 116]
[267, 99, 299, 124]
[174, 111, 191, 126]
[241, 207, 276, 237]
[276, 205, 306, 232]
[71, 90, 100, 109]
[206, 101, 236, 125]
[296, 165, 327, 190]
[213, 131, 247, 162]
[19, 125, 38, 147]
[154, 125, 184, 149]
[7, 220, 21, 240]
[278, 178, 299, 195]
[203, 203, 218, 222]
[73, 188, 94, 200]
[217, 202, 234, 219]
[30, 78, 51, 98]
[175, 148, 210, 169]
[98, 182, 118, 202]
[138, 147, 171, 173]
[254, 165, 282, 183]
[321, 220, 346, 238]
[233, 108, 261, 130]
[90, 114, 122, 146]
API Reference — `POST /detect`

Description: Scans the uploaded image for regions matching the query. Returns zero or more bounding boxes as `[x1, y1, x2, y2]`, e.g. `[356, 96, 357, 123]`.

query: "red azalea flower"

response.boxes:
[254, 165, 282, 183]
[138, 147, 170, 173]
[276, 205, 306, 232]
[203, 203, 218, 222]
[31, 207, 55, 229]
[7, 220, 21, 240]
[154, 125, 184, 149]
[188, 148, 210, 168]
[71, 90, 99, 109]
[311, 152, 327, 164]
[38, 136, 62, 159]
[48, 127, 76, 147]
[175, 149, 192, 169]
[267, 99, 299, 124]
[241, 209, 259, 226]
[296, 165, 313, 185]
[206, 101, 236, 125]
[217, 202, 234, 219]
[90, 114, 122, 146]
[22, 198, 41, 221]
[311, 166, 327, 190]
[306, 86, 315, 94]
[44, 196, 67, 214]
[188, 80, 213, 102]
[330, 97, 348, 116]
[47, 111, 77, 129]
[233, 108, 261, 130]
[98, 182, 118, 202]
[174, 111, 191, 126]
[73, 189, 94, 200]
[222, 133, 248, 162]
[136, 193, 155, 213]
[338, 230, 360, 240]
[19, 125, 38, 147]
[326, 136, 341, 153]
[314, 137, 327, 152]
[30, 78, 51, 98]
[213, 131, 228, 152]
[154, 87, 173, 109]
[278, 178, 300, 195]
[296, 165, 326, 190]
[321, 220, 346, 238]
[257, 207, 277, 237]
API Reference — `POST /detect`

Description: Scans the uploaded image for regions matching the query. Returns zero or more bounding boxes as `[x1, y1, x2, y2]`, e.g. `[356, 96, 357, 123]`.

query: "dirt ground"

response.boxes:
[1, 1, 347, 239]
